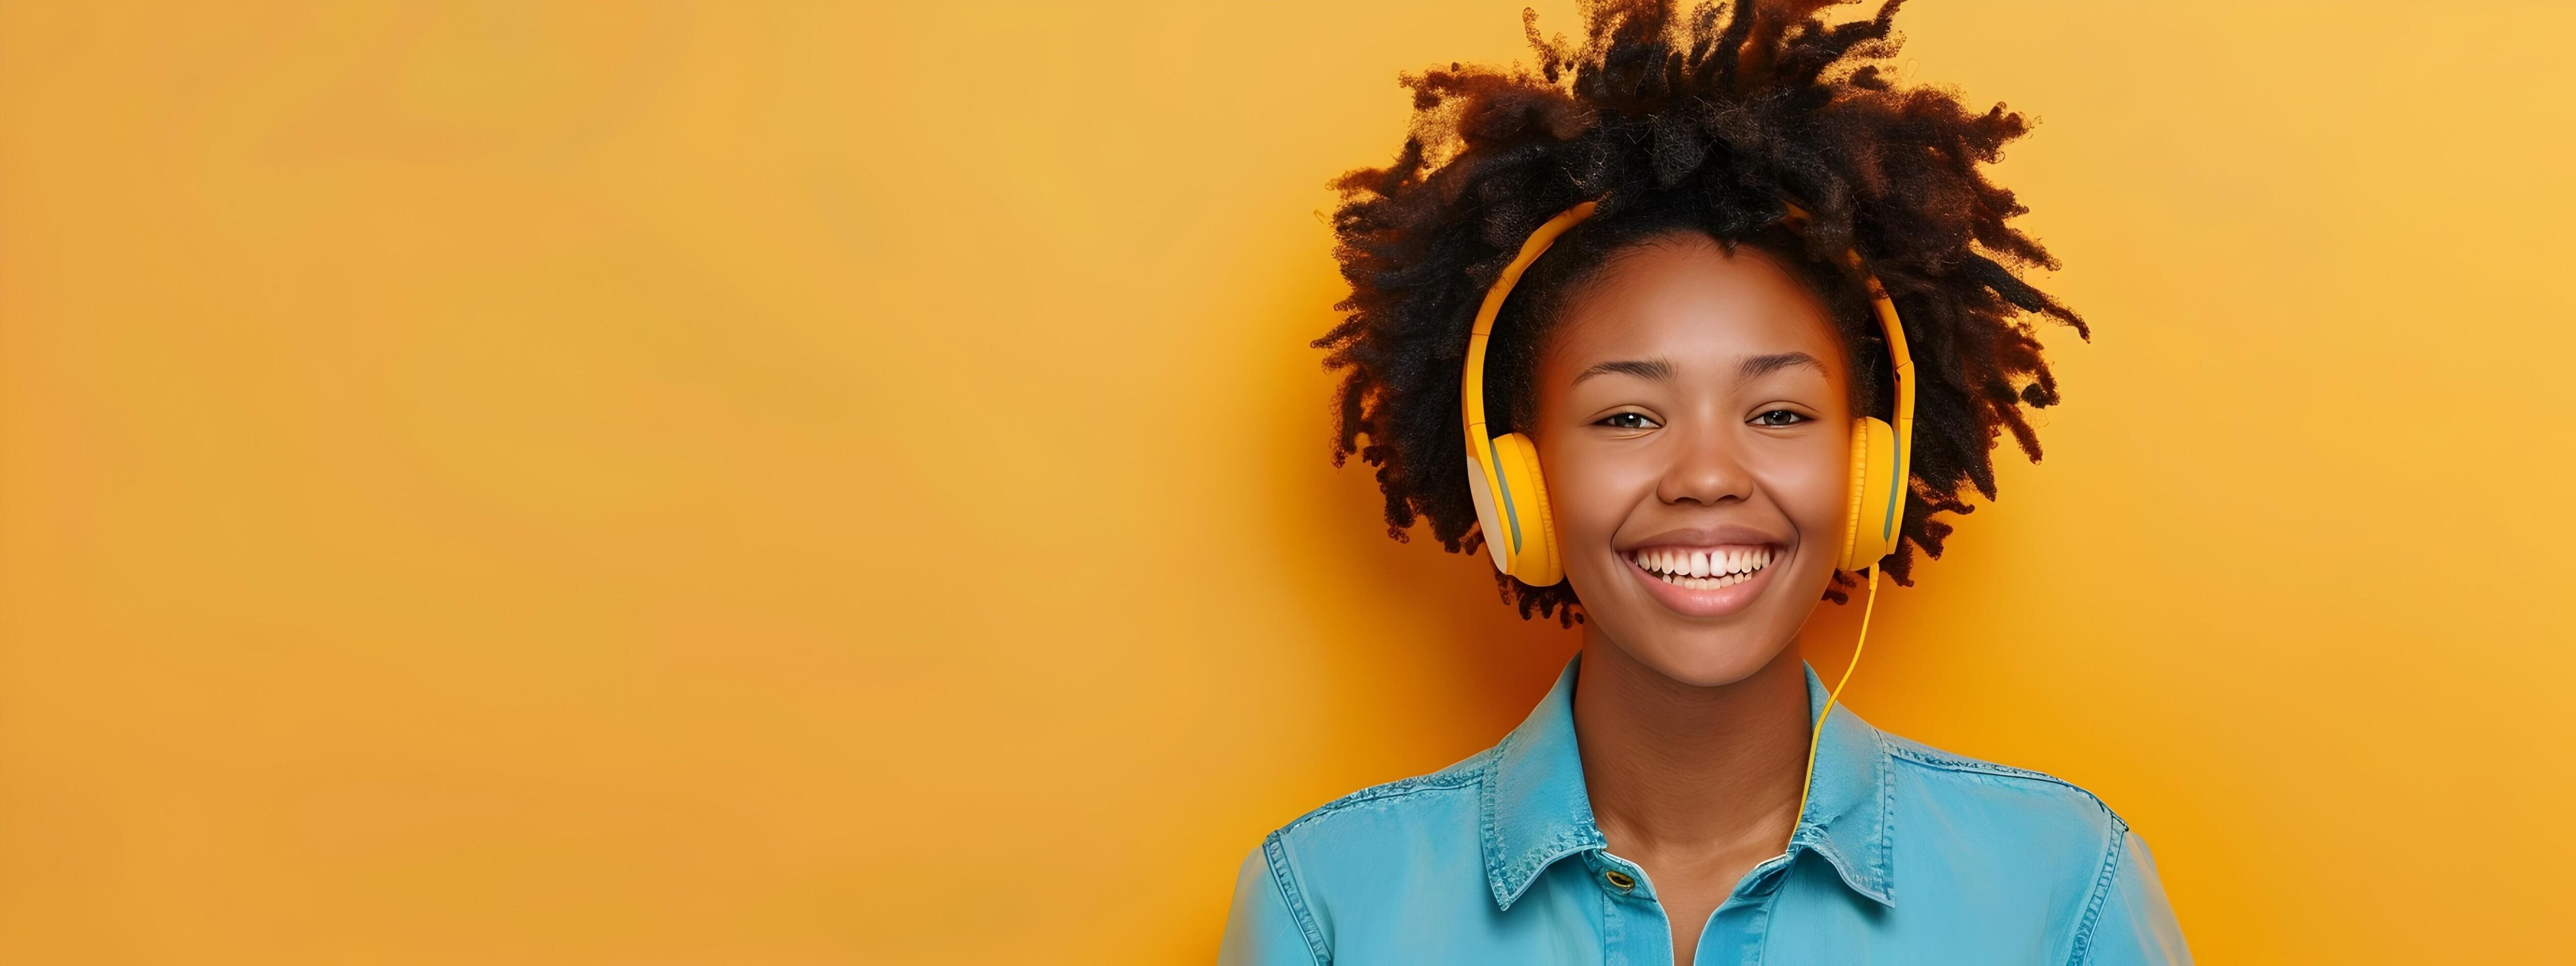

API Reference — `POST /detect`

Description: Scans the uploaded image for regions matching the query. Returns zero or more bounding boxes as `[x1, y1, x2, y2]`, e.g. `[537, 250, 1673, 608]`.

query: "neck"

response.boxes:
[1572, 631, 1812, 856]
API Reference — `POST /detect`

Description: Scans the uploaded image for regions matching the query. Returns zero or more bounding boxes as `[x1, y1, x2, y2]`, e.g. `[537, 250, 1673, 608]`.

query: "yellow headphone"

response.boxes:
[1457, 200, 1917, 584]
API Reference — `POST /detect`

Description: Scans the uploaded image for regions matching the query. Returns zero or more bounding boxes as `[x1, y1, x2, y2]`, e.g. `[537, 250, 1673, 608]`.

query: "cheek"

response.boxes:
[1540, 442, 1643, 546]
[1760, 425, 1856, 549]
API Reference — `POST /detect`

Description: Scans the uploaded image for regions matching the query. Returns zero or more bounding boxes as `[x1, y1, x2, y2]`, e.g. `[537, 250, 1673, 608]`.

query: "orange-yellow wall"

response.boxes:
[4, 2, 2571, 962]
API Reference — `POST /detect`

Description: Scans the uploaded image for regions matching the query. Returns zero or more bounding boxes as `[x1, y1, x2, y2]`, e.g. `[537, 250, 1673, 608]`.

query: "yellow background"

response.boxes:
[4, 2, 2570, 962]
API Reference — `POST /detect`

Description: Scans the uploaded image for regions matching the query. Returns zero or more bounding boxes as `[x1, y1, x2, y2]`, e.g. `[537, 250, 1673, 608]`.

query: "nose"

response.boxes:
[1655, 419, 1755, 507]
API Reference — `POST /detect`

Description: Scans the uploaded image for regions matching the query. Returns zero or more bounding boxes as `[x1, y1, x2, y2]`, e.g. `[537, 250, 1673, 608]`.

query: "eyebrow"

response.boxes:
[1572, 358, 1674, 384]
[1739, 352, 1827, 380]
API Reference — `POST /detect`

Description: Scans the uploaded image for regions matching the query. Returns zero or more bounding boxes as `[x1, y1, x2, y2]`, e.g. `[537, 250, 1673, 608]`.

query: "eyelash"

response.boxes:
[1598, 410, 1808, 429]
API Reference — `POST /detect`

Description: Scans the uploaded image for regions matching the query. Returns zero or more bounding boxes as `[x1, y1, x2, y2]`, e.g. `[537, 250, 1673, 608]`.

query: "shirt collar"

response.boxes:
[1479, 656, 1895, 911]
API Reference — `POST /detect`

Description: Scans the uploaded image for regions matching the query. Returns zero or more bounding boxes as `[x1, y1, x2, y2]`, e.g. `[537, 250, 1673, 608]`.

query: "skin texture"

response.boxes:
[1529, 233, 1854, 964]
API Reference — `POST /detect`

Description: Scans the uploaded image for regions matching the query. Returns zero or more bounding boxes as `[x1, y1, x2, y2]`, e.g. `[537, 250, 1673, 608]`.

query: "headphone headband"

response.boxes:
[1460, 202, 1599, 447]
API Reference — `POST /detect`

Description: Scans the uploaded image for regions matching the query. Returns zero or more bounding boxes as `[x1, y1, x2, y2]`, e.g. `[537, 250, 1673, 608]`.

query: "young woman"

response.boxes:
[1220, 2, 2187, 963]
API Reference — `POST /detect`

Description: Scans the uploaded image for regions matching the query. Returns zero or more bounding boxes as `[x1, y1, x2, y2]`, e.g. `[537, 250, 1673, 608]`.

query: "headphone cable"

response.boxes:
[1793, 567, 1880, 844]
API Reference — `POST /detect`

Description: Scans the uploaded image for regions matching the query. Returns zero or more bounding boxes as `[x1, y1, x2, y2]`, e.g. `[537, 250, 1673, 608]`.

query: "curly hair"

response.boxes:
[1316, 0, 2085, 622]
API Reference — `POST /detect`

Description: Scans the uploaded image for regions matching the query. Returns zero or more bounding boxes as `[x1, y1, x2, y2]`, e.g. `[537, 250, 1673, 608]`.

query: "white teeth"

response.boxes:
[1632, 546, 1774, 585]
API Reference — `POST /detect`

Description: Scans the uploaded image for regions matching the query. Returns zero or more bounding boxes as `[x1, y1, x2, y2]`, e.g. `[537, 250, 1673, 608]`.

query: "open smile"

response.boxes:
[1621, 542, 1781, 618]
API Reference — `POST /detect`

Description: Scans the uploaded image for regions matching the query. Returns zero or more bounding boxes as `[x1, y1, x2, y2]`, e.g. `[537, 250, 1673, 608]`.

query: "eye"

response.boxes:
[1597, 411, 1660, 430]
[1751, 409, 1809, 427]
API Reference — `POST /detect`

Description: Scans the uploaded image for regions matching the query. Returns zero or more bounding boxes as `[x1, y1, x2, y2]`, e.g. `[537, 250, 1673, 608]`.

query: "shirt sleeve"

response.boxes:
[2077, 829, 2191, 965]
[1218, 844, 1321, 966]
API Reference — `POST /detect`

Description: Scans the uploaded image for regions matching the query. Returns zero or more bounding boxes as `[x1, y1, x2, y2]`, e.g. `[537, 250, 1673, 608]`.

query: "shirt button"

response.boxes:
[1603, 870, 1637, 891]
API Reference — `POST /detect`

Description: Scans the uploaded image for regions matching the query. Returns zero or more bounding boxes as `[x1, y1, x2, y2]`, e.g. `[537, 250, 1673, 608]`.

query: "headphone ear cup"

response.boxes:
[1488, 433, 1563, 586]
[1840, 416, 1902, 572]
[1513, 433, 1562, 585]
[1464, 449, 1511, 575]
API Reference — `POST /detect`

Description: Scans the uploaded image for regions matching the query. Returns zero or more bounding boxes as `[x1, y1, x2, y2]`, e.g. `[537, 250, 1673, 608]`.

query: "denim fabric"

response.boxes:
[1220, 659, 2188, 965]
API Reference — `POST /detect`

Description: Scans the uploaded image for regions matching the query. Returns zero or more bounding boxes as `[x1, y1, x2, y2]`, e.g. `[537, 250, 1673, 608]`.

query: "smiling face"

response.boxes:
[1530, 233, 1853, 688]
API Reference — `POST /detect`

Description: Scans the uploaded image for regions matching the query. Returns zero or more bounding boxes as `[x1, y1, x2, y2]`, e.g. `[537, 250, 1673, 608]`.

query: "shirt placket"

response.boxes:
[1583, 851, 1667, 966]
[1582, 848, 1799, 966]
[1696, 851, 1798, 965]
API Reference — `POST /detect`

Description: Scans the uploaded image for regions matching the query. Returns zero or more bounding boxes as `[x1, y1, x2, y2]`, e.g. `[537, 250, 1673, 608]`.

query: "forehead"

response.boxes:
[1542, 235, 1844, 373]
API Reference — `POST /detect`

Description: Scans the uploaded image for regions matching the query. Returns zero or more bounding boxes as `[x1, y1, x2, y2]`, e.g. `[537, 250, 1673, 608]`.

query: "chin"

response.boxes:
[1618, 636, 1782, 690]
[1570, 543, 1837, 689]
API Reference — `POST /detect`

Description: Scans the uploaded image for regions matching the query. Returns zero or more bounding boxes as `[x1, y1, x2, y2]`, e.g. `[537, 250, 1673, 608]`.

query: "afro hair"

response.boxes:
[1316, 0, 2085, 622]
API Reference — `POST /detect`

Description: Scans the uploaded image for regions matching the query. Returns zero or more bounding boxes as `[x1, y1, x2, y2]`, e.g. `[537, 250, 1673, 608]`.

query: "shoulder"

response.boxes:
[1242, 750, 1500, 946]
[1265, 749, 1492, 860]
[1876, 729, 2132, 842]
[1871, 729, 2169, 956]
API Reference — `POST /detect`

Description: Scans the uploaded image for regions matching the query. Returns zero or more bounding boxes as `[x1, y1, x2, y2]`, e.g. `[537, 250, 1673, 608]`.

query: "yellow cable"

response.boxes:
[1793, 567, 1880, 843]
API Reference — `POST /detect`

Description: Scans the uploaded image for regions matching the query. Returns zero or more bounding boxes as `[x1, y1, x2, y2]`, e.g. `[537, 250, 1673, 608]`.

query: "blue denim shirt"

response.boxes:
[1220, 659, 2188, 964]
